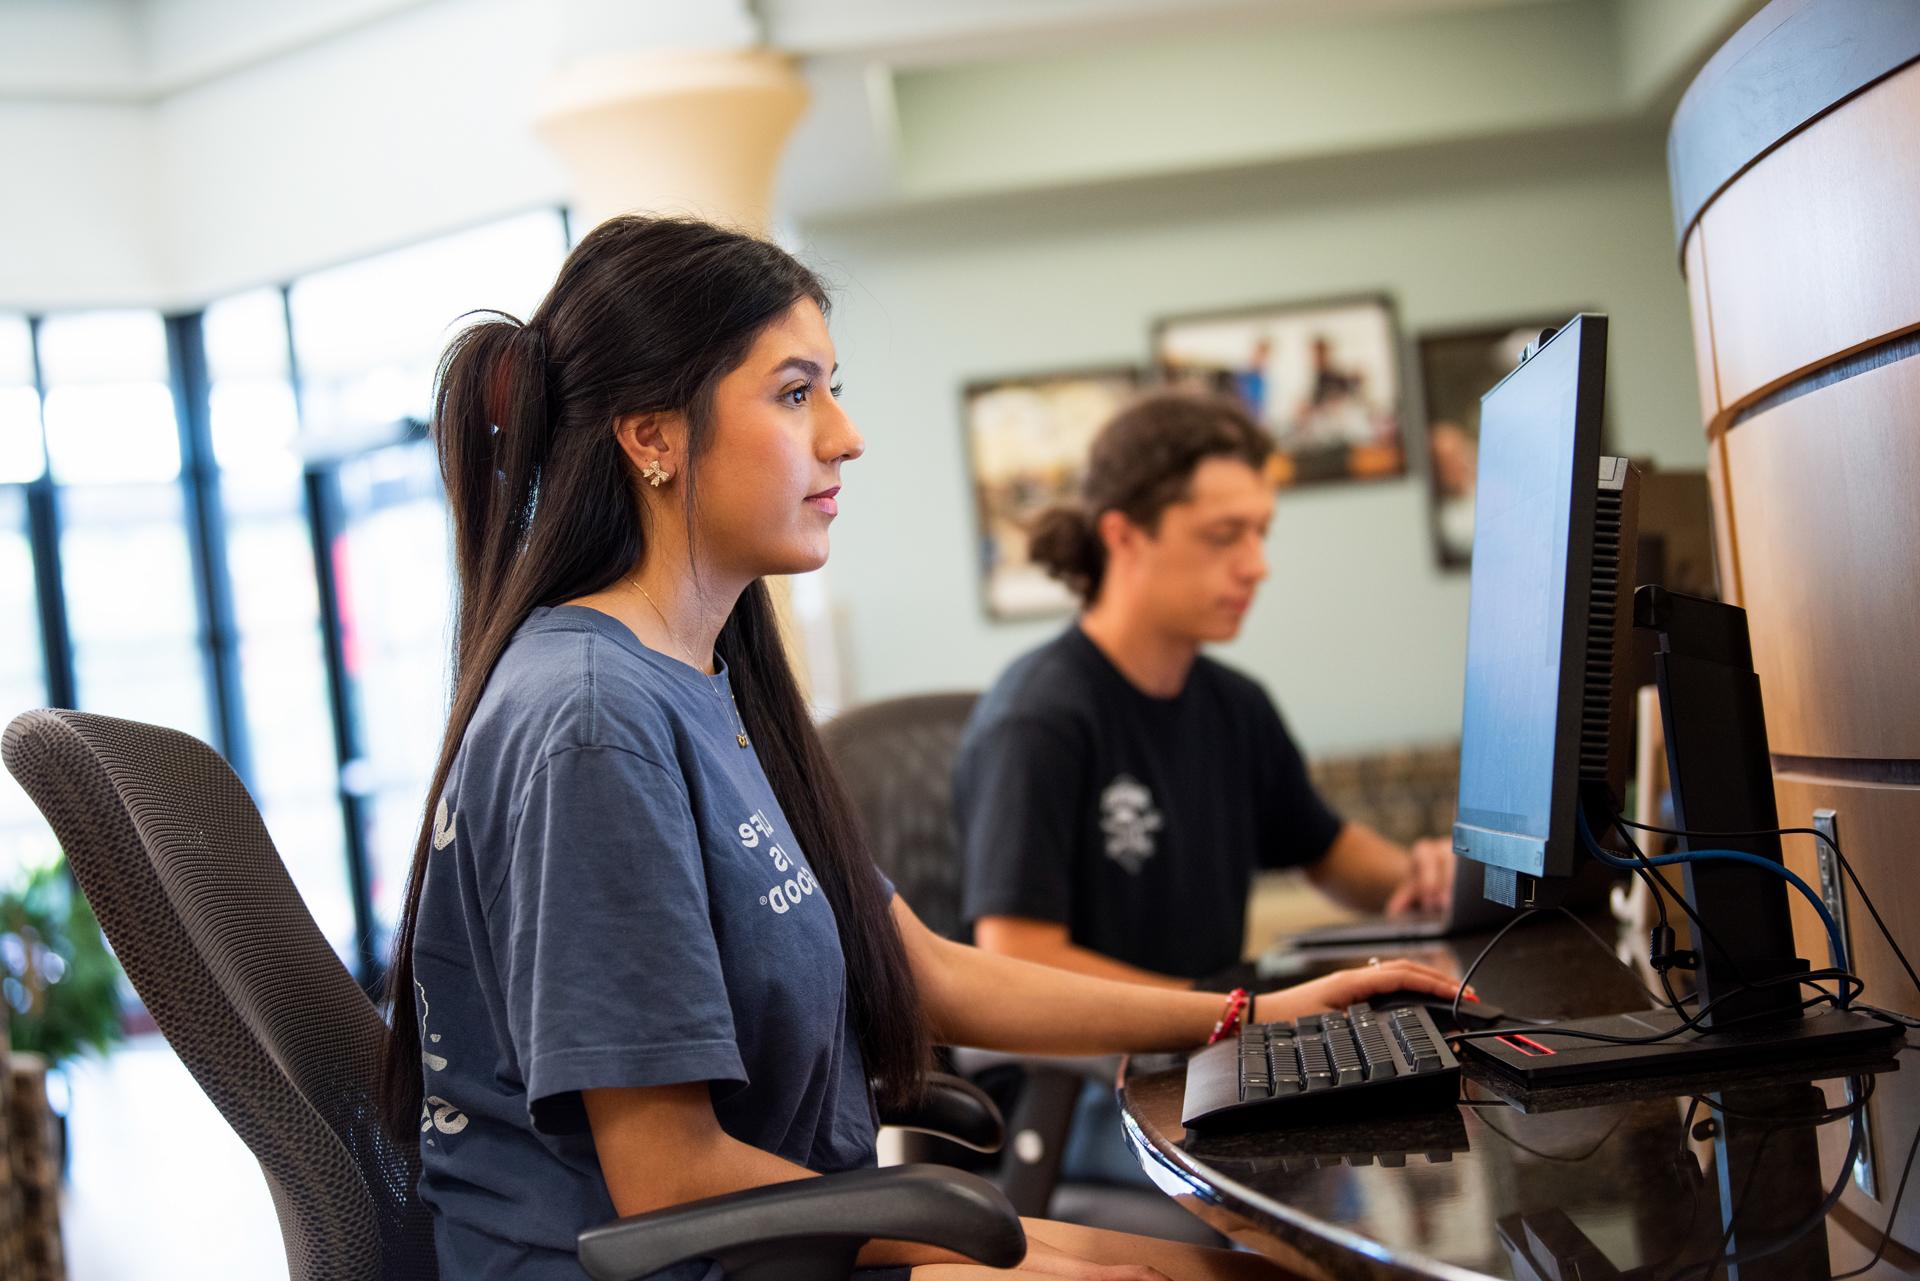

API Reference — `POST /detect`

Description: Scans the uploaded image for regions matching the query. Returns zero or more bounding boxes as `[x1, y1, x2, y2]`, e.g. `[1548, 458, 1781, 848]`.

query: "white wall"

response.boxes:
[0, 0, 573, 310]
[0, 102, 166, 310]
[154, 0, 570, 306]
[800, 128, 1702, 754]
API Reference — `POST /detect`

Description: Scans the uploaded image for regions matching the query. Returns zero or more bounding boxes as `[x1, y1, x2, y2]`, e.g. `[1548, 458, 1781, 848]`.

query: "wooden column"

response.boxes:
[1671, 1, 1920, 1264]
[534, 50, 847, 708]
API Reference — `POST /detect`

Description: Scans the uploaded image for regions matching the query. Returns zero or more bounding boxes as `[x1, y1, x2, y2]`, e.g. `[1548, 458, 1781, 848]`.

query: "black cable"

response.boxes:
[1617, 846, 1716, 1036]
[1448, 908, 1559, 1026]
[1614, 815, 1920, 1002]
[1594, 812, 1847, 989]
[1459, 1076, 1628, 1163]
[1678, 1095, 1702, 1155]
[1435, 813, 1883, 1058]
[1679, 1108, 1783, 1281]
[1605, 815, 1786, 1064]
[1829, 1043, 1920, 1280]
[1454, 970, 1864, 1048]
[1456, 969, 1860, 1045]
[1690, 1070, 1878, 1126]
[1607, 815, 1752, 995]
[1556, 904, 1680, 1011]
[1637, 1097, 1708, 1279]
[1853, 1003, 1920, 1031]
[1668, 1080, 1876, 1280]
[1435, 842, 1865, 1051]
[1682, 1097, 1865, 1281]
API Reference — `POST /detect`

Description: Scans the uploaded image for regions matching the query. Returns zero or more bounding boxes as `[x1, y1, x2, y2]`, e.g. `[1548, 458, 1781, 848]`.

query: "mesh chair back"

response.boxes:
[2, 709, 436, 1281]
[820, 693, 978, 940]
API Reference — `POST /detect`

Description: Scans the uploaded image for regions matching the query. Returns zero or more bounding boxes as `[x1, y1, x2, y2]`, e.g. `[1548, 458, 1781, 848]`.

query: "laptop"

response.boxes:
[1284, 851, 1620, 949]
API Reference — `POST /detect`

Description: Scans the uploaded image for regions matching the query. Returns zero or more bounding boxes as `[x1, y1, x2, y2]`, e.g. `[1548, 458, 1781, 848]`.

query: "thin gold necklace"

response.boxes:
[629, 575, 751, 749]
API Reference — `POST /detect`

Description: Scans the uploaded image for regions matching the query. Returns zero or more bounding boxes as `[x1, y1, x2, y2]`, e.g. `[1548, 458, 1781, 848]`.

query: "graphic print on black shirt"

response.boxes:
[956, 626, 1344, 980]
[1098, 774, 1164, 874]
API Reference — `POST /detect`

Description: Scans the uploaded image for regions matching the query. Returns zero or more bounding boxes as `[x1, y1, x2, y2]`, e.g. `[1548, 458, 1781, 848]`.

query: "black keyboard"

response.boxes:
[1181, 1003, 1461, 1130]
[1182, 1103, 1471, 1172]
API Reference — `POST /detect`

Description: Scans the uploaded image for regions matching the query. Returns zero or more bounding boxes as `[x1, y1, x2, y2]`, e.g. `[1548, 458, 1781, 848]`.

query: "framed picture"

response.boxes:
[963, 367, 1142, 620]
[1414, 317, 1583, 569]
[1152, 294, 1406, 488]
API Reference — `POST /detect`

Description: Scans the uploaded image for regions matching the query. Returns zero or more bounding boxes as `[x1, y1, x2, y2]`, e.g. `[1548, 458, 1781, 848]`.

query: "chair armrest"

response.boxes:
[939, 1050, 1117, 1217]
[576, 1163, 1025, 1281]
[879, 1070, 1004, 1153]
[948, 1047, 1123, 1089]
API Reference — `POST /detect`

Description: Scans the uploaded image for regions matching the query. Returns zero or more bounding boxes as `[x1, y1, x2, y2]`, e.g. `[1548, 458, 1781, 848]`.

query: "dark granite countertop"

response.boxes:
[1119, 916, 1917, 1280]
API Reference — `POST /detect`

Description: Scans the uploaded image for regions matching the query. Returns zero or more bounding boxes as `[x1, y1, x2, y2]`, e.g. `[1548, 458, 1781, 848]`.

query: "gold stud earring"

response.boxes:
[641, 460, 672, 488]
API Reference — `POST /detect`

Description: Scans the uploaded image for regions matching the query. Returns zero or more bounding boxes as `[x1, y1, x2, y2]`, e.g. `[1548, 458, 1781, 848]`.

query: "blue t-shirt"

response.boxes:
[412, 604, 888, 1281]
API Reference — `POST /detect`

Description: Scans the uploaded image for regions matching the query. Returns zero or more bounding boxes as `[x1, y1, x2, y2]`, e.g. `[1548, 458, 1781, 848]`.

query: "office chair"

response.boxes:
[821, 694, 1219, 1245]
[2, 709, 1024, 1281]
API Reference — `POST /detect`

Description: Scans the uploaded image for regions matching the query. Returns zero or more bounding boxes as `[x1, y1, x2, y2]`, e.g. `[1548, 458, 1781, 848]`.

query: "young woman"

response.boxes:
[378, 216, 1462, 1281]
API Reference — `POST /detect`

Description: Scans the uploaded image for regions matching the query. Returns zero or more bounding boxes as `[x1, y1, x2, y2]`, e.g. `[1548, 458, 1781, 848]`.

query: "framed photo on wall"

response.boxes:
[963, 366, 1142, 620]
[1152, 294, 1406, 488]
[1415, 317, 1584, 569]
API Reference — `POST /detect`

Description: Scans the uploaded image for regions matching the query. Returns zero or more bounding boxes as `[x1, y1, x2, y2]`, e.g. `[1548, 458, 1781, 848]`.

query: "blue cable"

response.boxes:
[1575, 808, 1850, 987]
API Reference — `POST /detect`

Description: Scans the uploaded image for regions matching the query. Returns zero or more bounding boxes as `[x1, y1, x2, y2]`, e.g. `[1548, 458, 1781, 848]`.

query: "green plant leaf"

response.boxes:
[2, 859, 125, 1065]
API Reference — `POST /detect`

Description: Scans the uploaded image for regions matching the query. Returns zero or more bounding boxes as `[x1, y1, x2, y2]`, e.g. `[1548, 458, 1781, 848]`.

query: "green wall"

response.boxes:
[799, 128, 1703, 754]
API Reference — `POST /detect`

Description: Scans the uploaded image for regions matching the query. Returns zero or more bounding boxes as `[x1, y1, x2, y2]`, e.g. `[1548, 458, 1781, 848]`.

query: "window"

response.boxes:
[290, 210, 570, 450]
[203, 290, 357, 961]
[289, 208, 568, 951]
[38, 312, 211, 740]
[0, 315, 42, 484]
[0, 485, 53, 886]
[330, 442, 452, 948]
[39, 311, 180, 486]
[2, 209, 570, 972]
[0, 315, 53, 885]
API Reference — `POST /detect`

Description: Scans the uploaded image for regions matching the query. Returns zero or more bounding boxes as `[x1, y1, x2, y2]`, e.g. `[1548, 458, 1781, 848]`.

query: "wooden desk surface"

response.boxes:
[1119, 917, 1918, 1280]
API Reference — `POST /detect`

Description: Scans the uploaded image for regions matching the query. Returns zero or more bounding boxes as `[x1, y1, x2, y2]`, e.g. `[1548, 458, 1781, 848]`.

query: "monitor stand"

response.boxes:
[1465, 587, 1900, 1089]
[1463, 1005, 1898, 1088]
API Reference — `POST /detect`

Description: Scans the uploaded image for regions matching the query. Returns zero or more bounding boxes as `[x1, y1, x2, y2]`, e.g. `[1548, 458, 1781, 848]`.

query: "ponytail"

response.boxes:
[379, 311, 621, 1139]
[1033, 391, 1275, 608]
[1027, 504, 1106, 604]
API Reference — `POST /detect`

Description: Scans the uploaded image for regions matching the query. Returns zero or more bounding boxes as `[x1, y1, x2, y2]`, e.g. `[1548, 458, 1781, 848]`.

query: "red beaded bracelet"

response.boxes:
[1206, 987, 1250, 1045]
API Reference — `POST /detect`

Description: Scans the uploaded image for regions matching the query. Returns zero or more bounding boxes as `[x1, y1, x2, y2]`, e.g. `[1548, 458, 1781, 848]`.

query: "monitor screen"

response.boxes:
[1453, 316, 1606, 887]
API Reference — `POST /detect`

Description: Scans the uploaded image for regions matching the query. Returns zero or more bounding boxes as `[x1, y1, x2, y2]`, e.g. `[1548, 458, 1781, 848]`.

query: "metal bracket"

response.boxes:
[1815, 808, 1879, 1201]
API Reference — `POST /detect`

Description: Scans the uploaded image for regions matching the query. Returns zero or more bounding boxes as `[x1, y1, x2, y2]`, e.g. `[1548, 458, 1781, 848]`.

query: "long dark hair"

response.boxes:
[1028, 391, 1273, 603]
[378, 215, 931, 1138]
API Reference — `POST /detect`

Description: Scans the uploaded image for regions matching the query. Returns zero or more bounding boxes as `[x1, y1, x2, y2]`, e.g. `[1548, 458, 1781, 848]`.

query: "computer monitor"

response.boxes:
[1447, 314, 1899, 1088]
[1451, 315, 1637, 911]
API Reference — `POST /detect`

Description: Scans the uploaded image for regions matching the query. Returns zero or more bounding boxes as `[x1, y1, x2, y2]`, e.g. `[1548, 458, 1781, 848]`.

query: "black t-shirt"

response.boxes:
[955, 626, 1345, 980]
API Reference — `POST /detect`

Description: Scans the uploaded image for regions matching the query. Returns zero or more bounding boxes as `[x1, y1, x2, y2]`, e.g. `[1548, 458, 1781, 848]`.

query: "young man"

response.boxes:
[958, 392, 1453, 988]
[954, 392, 1455, 1189]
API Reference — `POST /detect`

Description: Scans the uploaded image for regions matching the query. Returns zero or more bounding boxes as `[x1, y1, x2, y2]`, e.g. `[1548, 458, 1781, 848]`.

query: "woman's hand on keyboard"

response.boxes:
[1260, 958, 1469, 1022]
